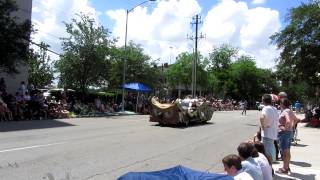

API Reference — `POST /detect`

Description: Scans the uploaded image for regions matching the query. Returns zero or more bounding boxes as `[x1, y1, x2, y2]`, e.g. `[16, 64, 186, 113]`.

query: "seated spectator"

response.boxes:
[222, 154, 254, 180]
[237, 142, 263, 180]
[6, 94, 17, 119]
[253, 142, 273, 180]
[24, 92, 31, 101]
[0, 101, 7, 121]
[15, 92, 23, 103]
[19, 100, 32, 120]
[253, 127, 262, 142]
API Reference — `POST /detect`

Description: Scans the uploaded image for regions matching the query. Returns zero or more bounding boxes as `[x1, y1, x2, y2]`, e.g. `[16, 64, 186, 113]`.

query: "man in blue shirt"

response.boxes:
[295, 101, 301, 113]
[237, 142, 263, 180]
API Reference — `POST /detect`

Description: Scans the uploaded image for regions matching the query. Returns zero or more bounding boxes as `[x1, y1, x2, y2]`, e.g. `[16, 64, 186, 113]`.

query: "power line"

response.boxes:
[29, 40, 62, 56]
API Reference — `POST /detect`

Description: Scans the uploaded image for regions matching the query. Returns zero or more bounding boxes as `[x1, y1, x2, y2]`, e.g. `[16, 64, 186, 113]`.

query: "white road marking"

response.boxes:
[0, 142, 65, 153]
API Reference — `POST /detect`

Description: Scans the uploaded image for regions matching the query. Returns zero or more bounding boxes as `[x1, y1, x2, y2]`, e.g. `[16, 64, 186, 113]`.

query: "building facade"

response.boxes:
[0, 0, 32, 94]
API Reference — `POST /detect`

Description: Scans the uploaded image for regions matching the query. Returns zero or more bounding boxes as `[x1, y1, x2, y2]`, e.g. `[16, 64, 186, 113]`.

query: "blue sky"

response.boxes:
[32, 0, 309, 68]
[90, 0, 308, 29]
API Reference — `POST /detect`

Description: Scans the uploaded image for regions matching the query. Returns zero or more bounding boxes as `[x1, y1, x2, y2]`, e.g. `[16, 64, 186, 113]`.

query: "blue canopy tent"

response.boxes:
[122, 82, 151, 112]
[123, 82, 151, 92]
[118, 165, 234, 180]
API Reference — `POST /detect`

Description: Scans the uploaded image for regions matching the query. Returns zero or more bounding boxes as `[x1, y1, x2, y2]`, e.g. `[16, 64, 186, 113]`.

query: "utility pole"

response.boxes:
[188, 14, 205, 98]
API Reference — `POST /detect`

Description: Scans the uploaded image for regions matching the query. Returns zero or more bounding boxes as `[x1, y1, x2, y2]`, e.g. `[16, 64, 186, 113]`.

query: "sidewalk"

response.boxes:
[274, 114, 320, 180]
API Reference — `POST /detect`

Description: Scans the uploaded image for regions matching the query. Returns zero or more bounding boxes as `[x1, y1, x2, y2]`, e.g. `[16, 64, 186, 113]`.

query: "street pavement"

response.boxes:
[0, 111, 318, 180]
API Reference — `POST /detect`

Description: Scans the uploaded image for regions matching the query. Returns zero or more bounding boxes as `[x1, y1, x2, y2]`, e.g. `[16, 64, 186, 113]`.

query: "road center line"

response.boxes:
[0, 142, 65, 153]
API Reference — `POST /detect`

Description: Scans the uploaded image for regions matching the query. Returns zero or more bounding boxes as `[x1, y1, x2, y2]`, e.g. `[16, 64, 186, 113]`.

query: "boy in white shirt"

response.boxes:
[253, 141, 273, 180]
[222, 154, 254, 180]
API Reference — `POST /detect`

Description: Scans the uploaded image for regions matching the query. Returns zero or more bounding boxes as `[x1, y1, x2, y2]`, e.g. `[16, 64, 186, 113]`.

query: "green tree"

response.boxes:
[228, 55, 260, 99]
[207, 44, 238, 97]
[271, 2, 320, 86]
[166, 52, 207, 91]
[27, 42, 54, 88]
[109, 42, 161, 89]
[257, 68, 279, 94]
[208, 44, 238, 71]
[0, 0, 32, 73]
[55, 13, 115, 94]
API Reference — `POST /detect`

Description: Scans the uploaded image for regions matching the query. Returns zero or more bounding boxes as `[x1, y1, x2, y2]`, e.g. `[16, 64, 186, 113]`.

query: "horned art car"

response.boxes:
[149, 96, 214, 126]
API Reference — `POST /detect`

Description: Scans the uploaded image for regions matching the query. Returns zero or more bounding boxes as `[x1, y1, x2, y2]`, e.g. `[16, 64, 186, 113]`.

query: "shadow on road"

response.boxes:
[244, 123, 259, 127]
[290, 161, 312, 167]
[292, 143, 308, 147]
[151, 122, 215, 129]
[0, 120, 75, 132]
[274, 173, 316, 180]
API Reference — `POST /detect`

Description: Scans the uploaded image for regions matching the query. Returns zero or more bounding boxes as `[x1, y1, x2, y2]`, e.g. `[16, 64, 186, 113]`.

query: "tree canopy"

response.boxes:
[271, 1, 320, 102]
[55, 14, 115, 94]
[0, 0, 32, 73]
[109, 42, 161, 89]
[166, 52, 207, 91]
[271, 2, 320, 86]
[27, 42, 54, 89]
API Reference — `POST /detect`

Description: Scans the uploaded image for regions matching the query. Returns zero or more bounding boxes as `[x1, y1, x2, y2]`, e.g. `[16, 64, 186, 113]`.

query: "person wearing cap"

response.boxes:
[278, 92, 287, 99]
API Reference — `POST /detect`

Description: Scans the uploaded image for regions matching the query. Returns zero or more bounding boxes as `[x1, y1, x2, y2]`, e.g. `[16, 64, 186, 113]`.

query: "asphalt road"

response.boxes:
[0, 110, 261, 180]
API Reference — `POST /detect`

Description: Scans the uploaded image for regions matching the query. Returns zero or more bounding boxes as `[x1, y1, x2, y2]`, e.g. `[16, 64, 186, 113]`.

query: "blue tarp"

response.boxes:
[117, 165, 234, 180]
[123, 82, 151, 92]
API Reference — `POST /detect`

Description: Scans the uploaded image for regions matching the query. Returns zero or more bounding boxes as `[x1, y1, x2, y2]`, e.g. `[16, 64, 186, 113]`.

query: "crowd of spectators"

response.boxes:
[0, 78, 72, 121]
[221, 92, 320, 179]
[122, 93, 150, 114]
[0, 77, 156, 122]
[210, 99, 237, 111]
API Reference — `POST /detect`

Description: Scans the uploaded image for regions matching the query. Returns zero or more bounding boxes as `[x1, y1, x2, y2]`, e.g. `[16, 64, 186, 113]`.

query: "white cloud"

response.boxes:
[200, 0, 280, 68]
[106, 0, 201, 64]
[32, 0, 99, 60]
[33, 0, 280, 68]
[107, 0, 280, 68]
[252, 0, 266, 5]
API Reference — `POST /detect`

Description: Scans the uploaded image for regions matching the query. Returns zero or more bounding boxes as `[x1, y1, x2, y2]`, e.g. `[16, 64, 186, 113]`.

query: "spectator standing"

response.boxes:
[19, 81, 27, 97]
[0, 77, 6, 92]
[241, 100, 247, 115]
[277, 98, 300, 174]
[259, 94, 279, 165]
[294, 101, 301, 113]
[94, 96, 102, 112]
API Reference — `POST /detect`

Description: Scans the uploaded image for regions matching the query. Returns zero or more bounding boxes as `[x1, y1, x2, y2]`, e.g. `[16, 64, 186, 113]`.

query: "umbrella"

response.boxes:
[123, 82, 151, 92]
[122, 82, 151, 112]
[117, 165, 233, 180]
[270, 94, 279, 101]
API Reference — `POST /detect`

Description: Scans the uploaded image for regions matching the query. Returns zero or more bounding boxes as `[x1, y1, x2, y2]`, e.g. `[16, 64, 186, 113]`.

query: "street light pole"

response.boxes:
[121, 10, 129, 112]
[121, 0, 156, 112]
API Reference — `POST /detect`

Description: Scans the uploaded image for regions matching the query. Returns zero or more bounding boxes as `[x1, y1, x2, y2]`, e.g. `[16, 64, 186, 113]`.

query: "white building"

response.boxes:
[0, 0, 32, 94]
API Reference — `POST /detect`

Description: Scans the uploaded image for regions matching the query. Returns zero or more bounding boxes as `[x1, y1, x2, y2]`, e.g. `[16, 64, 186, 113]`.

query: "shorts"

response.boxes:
[278, 130, 293, 151]
[262, 137, 276, 161]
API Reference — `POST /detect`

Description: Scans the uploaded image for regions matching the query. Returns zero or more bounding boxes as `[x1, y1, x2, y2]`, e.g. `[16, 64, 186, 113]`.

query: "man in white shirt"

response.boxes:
[222, 154, 254, 180]
[260, 94, 279, 164]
